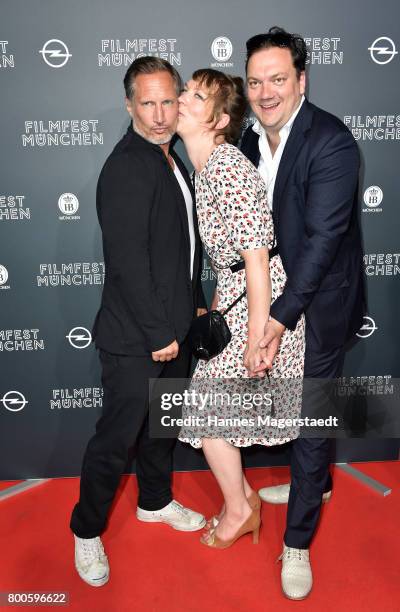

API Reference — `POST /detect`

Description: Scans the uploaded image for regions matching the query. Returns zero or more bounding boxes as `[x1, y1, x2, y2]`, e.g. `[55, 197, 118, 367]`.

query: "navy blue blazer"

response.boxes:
[241, 99, 366, 350]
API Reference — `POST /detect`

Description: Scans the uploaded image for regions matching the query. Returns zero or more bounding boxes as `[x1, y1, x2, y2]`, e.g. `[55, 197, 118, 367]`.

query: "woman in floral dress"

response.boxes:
[177, 69, 305, 548]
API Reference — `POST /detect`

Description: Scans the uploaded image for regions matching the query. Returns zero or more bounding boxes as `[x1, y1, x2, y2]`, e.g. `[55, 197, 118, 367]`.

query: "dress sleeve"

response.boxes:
[207, 150, 272, 252]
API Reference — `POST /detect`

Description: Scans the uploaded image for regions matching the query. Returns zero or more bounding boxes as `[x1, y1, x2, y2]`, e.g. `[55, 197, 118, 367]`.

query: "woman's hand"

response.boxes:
[240, 247, 271, 377]
[243, 335, 269, 378]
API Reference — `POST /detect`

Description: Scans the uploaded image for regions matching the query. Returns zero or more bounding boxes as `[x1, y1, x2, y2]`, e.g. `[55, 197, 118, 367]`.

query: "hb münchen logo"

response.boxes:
[211, 37, 233, 63]
[0, 265, 9, 285]
[363, 186, 383, 213]
[0, 264, 10, 290]
[58, 193, 80, 220]
[363, 186, 383, 208]
[58, 193, 79, 215]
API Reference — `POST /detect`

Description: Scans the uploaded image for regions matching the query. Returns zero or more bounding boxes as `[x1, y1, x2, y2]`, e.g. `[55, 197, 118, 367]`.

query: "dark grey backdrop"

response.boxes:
[1, 0, 399, 479]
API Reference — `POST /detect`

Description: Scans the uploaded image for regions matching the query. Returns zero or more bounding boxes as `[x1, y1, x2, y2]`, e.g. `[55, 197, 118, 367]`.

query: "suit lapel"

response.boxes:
[188, 172, 202, 289]
[129, 129, 191, 247]
[241, 126, 261, 167]
[168, 151, 191, 252]
[170, 151, 203, 288]
[128, 128, 194, 281]
[173, 154, 203, 288]
[273, 100, 313, 221]
[172, 152, 195, 199]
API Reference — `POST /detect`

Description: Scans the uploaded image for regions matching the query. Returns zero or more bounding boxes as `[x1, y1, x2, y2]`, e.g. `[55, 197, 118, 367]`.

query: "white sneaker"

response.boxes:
[278, 544, 313, 600]
[74, 535, 109, 587]
[136, 499, 206, 531]
[259, 482, 332, 505]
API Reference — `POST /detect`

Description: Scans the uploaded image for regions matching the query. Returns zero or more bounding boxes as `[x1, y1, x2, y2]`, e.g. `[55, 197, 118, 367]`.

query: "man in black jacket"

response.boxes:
[70, 57, 207, 587]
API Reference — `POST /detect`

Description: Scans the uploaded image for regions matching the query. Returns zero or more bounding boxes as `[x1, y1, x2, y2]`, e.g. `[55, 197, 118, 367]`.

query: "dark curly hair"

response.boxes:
[245, 26, 307, 77]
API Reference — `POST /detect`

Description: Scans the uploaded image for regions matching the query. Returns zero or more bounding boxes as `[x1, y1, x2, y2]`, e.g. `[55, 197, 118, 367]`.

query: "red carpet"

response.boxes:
[0, 462, 398, 611]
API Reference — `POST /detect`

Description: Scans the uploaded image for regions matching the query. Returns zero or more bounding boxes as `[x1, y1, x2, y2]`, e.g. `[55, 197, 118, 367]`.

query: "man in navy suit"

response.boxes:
[241, 27, 365, 599]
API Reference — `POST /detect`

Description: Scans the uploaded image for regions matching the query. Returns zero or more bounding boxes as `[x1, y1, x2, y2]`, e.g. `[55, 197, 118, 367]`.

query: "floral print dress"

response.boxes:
[180, 143, 305, 448]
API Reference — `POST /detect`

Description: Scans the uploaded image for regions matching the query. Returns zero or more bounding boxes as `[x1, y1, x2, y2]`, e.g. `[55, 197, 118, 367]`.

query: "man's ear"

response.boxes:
[125, 97, 133, 118]
[299, 71, 306, 96]
[215, 113, 230, 131]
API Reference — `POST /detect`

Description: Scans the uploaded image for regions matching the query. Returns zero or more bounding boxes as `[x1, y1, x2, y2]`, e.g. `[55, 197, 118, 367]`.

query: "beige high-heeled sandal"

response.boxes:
[200, 506, 261, 549]
[205, 490, 261, 531]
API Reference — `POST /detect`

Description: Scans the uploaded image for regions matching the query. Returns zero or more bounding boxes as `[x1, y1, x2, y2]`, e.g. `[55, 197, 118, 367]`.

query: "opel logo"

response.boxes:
[368, 37, 398, 65]
[356, 316, 378, 339]
[1, 391, 28, 412]
[66, 326, 92, 349]
[39, 39, 72, 68]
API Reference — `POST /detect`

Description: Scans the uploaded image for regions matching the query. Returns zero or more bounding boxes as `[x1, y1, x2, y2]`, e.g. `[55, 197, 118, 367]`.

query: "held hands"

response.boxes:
[244, 318, 286, 376]
[255, 318, 285, 374]
[152, 340, 179, 362]
[197, 308, 208, 317]
[243, 337, 269, 378]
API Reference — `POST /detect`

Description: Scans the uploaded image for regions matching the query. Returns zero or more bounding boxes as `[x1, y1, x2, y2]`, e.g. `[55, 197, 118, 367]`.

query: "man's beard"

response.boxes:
[133, 121, 174, 145]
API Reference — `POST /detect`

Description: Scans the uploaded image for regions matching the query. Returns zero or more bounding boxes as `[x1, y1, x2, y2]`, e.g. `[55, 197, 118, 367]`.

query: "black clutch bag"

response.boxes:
[188, 289, 246, 361]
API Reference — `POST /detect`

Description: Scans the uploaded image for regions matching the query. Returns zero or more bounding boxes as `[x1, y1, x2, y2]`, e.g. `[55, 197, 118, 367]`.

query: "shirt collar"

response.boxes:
[252, 95, 305, 139]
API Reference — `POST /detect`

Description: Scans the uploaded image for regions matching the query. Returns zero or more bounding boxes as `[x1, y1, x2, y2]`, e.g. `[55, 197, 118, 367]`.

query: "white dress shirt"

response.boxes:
[252, 96, 305, 210]
[173, 162, 195, 280]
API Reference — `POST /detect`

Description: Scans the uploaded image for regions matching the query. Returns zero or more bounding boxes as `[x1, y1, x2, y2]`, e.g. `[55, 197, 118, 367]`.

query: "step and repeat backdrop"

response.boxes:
[1, 0, 399, 478]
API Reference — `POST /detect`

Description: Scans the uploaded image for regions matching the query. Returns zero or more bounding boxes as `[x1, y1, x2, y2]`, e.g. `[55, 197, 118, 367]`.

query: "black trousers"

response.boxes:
[283, 334, 345, 550]
[70, 343, 191, 539]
